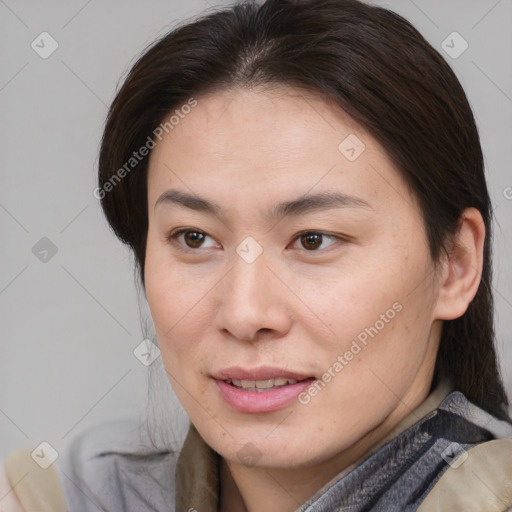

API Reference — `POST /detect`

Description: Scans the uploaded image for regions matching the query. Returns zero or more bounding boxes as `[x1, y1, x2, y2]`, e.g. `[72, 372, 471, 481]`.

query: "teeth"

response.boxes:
[227, 378, 300, 391]
[261, 378, 286, 388]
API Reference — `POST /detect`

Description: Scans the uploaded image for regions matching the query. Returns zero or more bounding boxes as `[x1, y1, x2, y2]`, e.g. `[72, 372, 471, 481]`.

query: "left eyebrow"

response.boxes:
[265, 191, 373, 221]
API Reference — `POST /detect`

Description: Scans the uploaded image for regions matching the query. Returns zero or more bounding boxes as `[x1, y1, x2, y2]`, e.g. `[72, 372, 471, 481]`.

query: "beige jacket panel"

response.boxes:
[3, 449, 67, 512]
[0, 463, 25, 512]
[417, 439, 512, 512]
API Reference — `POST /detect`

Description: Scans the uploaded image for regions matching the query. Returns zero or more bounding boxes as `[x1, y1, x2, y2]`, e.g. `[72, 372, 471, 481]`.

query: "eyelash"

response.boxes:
[166, 228, 347, 255]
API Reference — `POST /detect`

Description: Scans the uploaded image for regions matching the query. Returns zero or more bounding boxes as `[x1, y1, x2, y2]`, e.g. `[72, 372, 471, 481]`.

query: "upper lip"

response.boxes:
[213, 366, 313, 381]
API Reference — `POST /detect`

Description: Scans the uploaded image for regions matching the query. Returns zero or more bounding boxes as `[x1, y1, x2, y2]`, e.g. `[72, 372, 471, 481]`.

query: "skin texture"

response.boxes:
[144, 86, 485, 512]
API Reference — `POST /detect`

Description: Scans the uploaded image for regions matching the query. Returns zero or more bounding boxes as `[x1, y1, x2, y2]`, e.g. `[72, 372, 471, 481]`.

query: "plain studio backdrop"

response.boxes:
[1, 0, 511, 459]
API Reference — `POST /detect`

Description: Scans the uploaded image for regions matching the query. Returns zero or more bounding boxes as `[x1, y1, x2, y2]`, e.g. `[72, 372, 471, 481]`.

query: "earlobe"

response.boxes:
[433, 207, 486, 321]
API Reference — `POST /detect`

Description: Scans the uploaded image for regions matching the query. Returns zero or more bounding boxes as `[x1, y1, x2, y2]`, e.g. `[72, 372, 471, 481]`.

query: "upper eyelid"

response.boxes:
[168, 228, 220, 248]
[168, 228, 345, 250]
[289, 231, 343, 251]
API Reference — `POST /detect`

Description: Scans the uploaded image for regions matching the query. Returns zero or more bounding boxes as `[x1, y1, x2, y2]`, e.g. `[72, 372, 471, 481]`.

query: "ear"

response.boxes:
[432, 207, 486, 321]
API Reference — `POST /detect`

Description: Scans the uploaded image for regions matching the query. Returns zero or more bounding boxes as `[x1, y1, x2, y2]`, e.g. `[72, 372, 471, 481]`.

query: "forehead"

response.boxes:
[150, 86, 363, 165]
[146, 86, 414, 216]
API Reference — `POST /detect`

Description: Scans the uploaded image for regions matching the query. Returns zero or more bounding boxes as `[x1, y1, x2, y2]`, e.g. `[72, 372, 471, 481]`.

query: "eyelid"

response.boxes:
[288, 230, 348, 252]
[166, 227, 349, 254]
[166, 227, 220, 253]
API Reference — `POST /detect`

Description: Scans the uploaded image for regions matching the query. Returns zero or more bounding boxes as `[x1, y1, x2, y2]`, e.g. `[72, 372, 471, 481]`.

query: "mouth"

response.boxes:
[223, 376, 314, 392]
[212, 367, 317, 413]
[213, 366, 314, 383]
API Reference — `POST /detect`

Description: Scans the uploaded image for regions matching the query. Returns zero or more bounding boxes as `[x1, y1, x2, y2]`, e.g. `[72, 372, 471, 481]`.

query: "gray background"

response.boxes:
[1, 0, 511, 459]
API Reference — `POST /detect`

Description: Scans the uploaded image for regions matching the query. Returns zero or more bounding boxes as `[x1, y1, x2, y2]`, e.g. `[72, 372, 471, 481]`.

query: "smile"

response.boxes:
[225, 377, 306, 392]
[215, 377, 316, 413]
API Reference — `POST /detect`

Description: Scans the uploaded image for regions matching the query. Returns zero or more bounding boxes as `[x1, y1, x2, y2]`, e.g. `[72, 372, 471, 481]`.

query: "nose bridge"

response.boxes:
[215, 242, 291, 340]
[228, 245, 273, 308]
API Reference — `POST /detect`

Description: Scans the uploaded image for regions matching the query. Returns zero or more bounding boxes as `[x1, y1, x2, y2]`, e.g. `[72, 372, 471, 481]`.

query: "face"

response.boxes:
[145, 86, 443, 470]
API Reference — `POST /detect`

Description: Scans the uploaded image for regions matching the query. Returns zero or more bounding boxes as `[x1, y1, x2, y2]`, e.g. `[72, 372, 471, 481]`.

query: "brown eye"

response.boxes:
[167, 228, 219, 252]
[183, 231, 205, 248]
[289, 231, 343, 253]
[301, 233, 323, 250]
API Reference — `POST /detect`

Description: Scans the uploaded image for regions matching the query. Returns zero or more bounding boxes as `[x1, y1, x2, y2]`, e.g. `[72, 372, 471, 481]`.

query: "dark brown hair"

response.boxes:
[97, 0, 510, 420]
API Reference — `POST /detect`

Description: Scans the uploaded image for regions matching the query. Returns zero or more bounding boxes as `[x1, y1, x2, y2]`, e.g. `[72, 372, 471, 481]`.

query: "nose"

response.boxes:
[214, 248, 292, 342]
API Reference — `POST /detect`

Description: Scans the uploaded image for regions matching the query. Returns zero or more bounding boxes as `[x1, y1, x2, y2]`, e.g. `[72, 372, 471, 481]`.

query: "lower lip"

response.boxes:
[214, 378, 315, 413]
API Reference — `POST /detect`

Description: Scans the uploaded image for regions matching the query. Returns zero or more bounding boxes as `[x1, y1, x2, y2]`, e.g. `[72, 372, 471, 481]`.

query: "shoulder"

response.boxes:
[59, 417, 182, 511]
[418, 438, 512, 512]
[415, 391, 512, 512]
[0, 463, 25, 512]
[3, 417, 182, 512]
[2, 445, 67, 512]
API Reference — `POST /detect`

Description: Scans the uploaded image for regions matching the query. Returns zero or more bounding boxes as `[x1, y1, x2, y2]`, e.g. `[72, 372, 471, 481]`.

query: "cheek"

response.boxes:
[312, 269, 401, 343]
[145, 236, 191, 328]
[346, 290, 435, 383]
[144, 245, 211, 370]
[144, 242, 185, 357]
[318, 255, 435, 363]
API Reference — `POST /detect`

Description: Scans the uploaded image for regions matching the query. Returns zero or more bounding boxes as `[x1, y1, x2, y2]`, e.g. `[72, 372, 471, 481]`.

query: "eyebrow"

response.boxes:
[154, 189, 372, 220]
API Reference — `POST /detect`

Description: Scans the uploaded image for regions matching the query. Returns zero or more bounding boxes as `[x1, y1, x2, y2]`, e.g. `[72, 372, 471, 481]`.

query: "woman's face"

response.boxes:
[145, 86, 444, 469]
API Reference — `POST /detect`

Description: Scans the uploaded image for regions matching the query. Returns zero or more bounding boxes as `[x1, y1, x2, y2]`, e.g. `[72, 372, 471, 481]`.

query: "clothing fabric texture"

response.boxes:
[5, 379, 512, 511]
